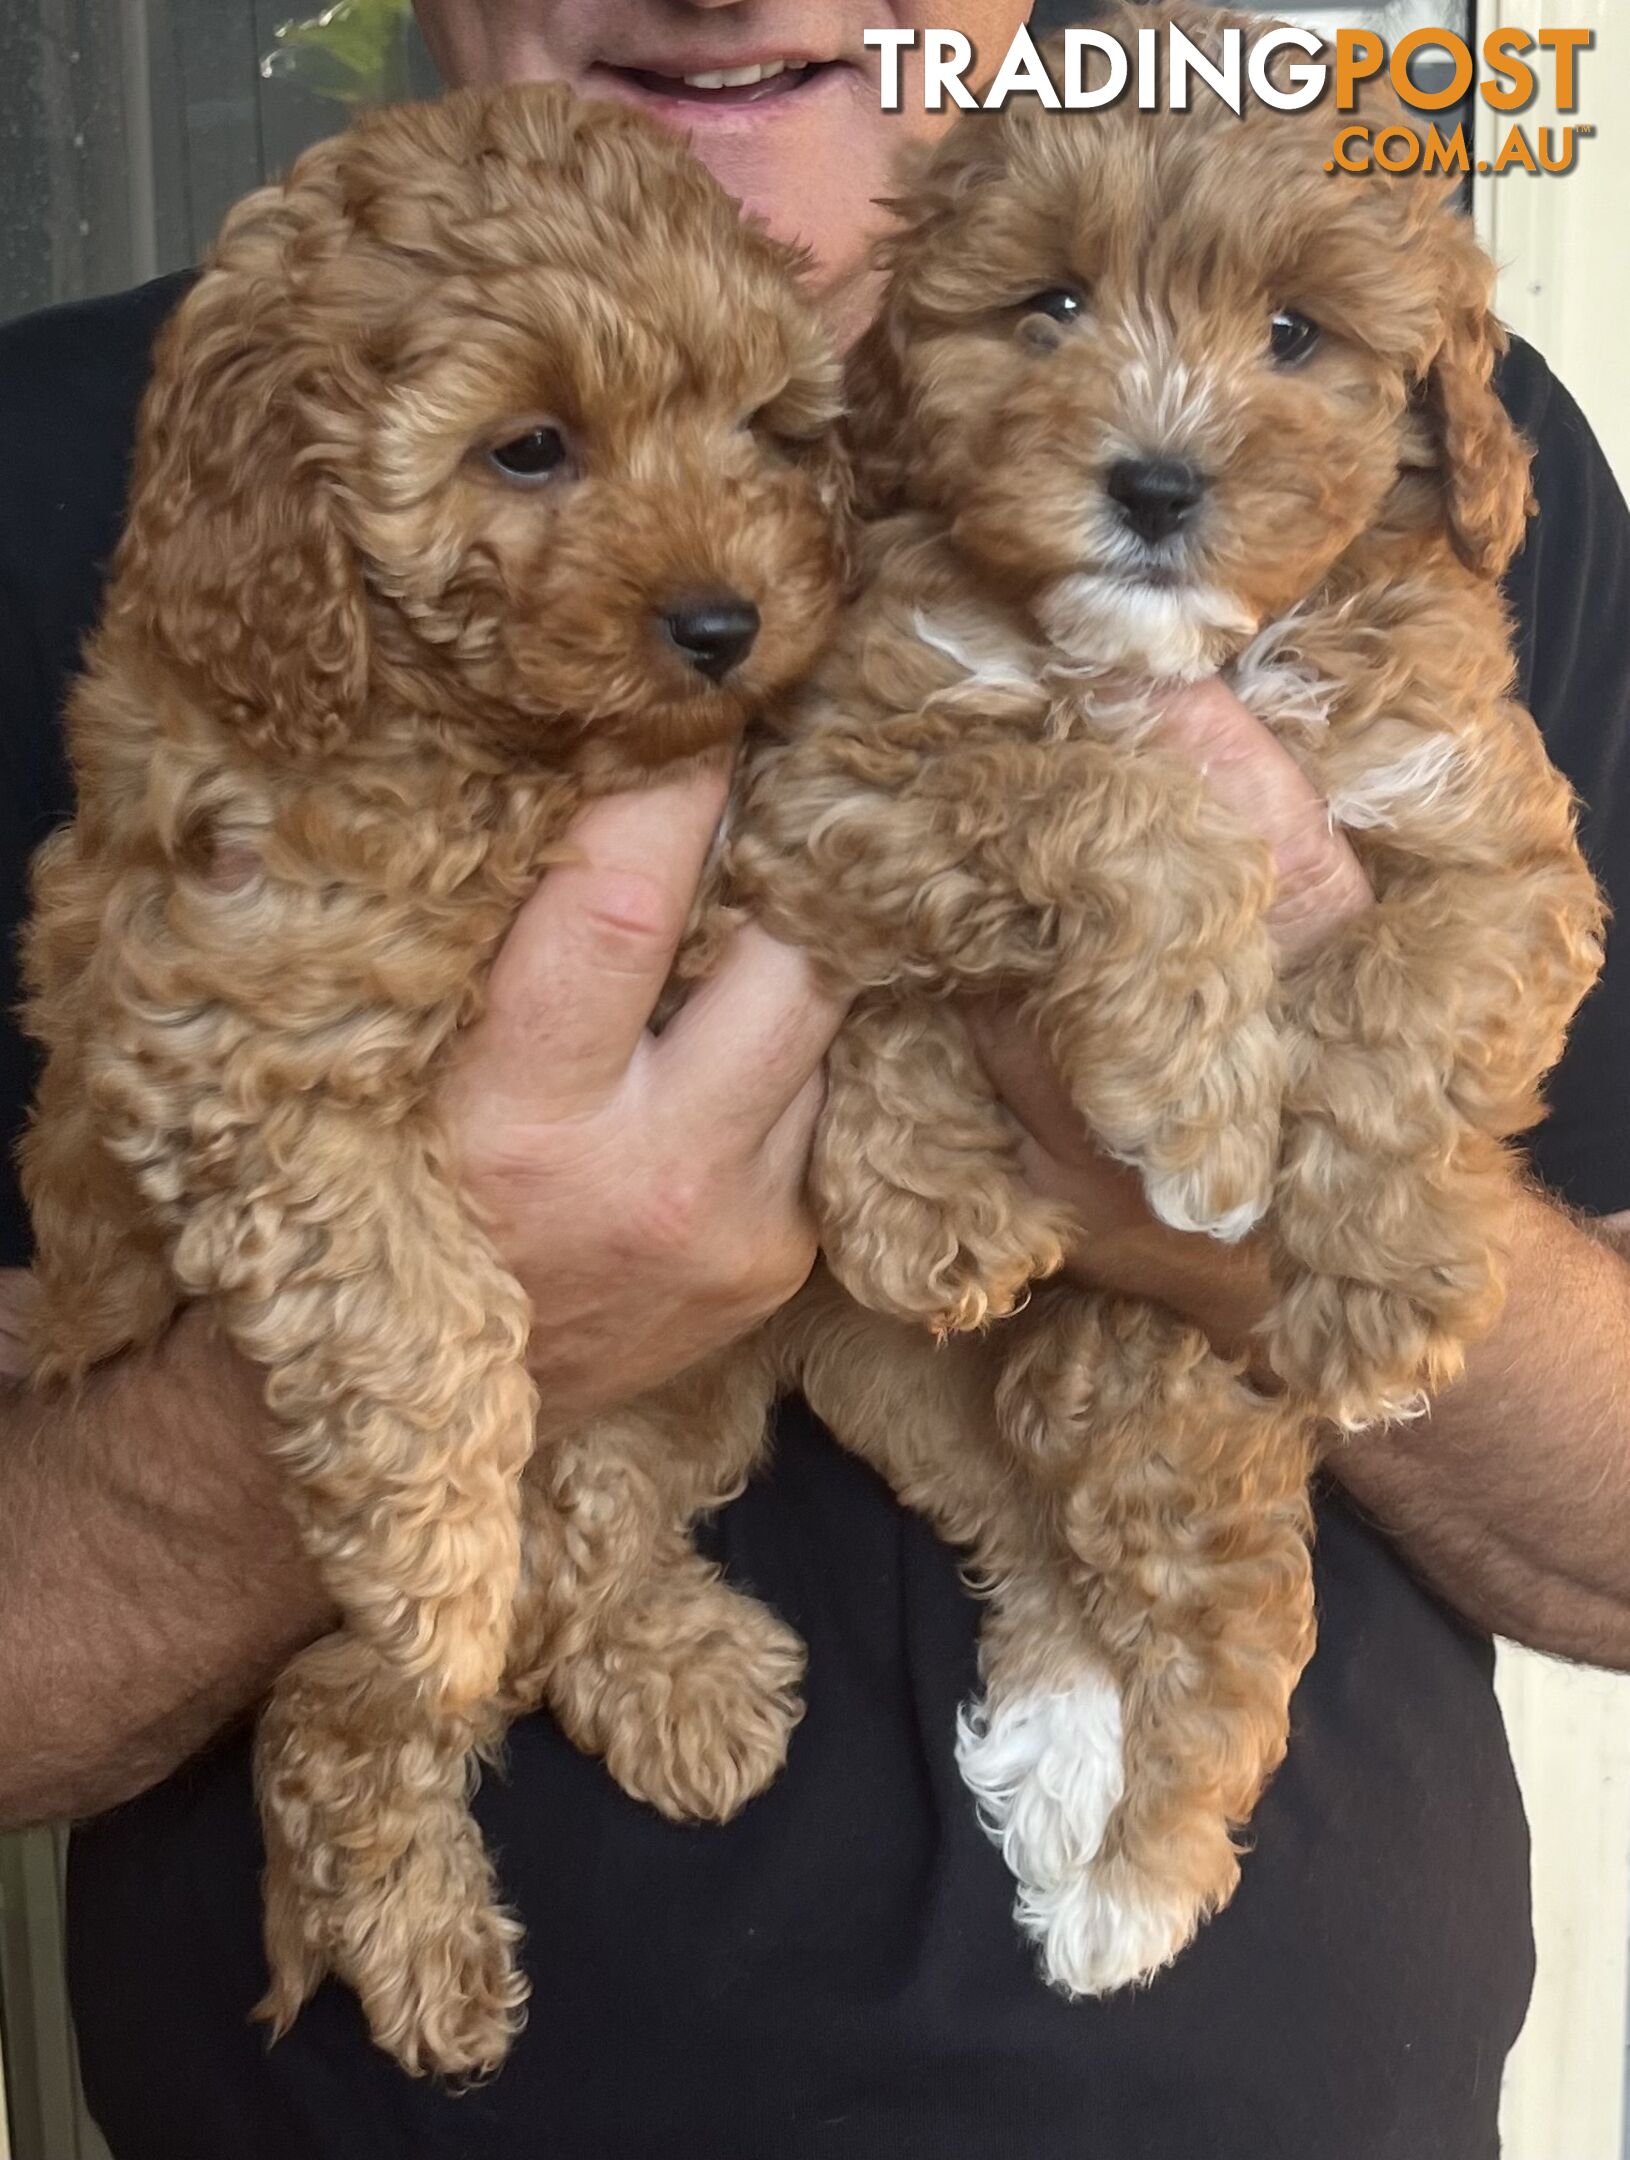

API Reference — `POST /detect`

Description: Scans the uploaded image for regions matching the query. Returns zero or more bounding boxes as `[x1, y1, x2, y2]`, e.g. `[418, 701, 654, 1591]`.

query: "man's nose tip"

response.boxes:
[1106, 457, 1209, 544]
[661, 593, 762, 681]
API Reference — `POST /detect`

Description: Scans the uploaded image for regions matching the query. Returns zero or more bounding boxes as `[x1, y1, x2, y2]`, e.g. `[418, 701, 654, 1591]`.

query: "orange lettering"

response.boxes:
[1537, 28, 1590, 112]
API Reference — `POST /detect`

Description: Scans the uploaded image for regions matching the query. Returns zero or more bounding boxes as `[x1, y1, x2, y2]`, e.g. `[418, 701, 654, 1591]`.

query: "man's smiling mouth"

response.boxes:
[595, 59, 840, 110]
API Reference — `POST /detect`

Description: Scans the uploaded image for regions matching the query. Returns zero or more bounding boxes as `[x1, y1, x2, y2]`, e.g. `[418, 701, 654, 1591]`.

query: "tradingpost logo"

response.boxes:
[1326, 27, 1592, 176]
[867, 23, 1597, 178]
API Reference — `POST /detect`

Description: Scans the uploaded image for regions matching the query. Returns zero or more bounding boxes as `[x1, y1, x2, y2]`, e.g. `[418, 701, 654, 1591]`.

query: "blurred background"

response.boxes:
[0, 2, 1625, 2156]
[0, 0, 439, 324]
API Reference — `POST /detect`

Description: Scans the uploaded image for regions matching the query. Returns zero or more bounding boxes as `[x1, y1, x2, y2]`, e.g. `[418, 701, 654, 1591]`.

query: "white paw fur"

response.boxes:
[956, 1675, 1196, 1997]
[1142, 1165, 1266, 1244]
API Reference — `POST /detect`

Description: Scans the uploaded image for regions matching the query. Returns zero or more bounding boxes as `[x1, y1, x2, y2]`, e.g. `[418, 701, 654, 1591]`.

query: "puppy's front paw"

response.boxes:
[1266, 1272, 1468, 1429]
[822, 1185, 1070, 1337]
[1098, 1006, 1282, 1245]
[1139, 1121, 1276, 1246]
[560, 1586, 807, 1823]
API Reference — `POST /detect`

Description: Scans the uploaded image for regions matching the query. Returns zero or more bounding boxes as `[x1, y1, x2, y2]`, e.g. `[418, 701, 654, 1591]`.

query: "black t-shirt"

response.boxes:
[2, 275, 1627, 2160]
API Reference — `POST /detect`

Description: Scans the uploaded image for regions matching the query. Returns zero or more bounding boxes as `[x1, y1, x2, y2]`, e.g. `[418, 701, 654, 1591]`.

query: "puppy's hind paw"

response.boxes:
[351, 1892, 529, 2082]
[957, 1671, 1236, 1997]
[256, 1807, 529, 2080]
[1025, 1851, 1212, 1998]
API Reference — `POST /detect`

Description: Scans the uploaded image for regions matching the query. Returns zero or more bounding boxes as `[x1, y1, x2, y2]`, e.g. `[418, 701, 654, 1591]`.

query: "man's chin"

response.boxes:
[1039, 572, 1258, 682]
[579, 60, 884, 312]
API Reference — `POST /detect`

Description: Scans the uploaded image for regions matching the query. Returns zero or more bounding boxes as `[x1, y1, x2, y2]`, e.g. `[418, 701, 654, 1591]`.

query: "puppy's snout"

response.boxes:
[1107, 458, 1209, 545]
[660, 592, 761, 682]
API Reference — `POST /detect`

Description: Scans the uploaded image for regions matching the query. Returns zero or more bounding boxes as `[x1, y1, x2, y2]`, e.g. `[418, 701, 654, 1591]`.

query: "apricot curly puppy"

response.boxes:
[20, 85, 844, 2076]
[529, 7, 1603, 2002]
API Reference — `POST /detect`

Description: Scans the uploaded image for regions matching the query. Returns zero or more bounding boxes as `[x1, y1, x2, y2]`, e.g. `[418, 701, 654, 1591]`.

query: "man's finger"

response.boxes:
[963, 999, 1152, 1227]
[1155, 680, 1371, 954]
[757, 1064, 828, 1190]
[963, 997, 1089, 1162]
[660, 923, 848, 1141]
[462, 763, 730, 1115]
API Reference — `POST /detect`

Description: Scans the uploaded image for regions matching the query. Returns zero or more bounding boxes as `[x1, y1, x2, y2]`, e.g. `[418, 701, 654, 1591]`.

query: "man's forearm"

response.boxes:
[0, 1291, 330, 1828]
[1330, 1190, 1630, 1666]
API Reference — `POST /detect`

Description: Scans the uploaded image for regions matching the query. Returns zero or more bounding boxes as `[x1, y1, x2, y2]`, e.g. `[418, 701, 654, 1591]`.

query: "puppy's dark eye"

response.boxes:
[1270, 310, 1321, 367]
[1023, 288, 1085, 324]
[489, 425, 568, 482]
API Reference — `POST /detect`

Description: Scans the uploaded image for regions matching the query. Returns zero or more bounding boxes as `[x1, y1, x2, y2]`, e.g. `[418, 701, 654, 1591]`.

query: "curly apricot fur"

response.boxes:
[521, 9, 1603, 1999]
[22, 84, 845, 2077]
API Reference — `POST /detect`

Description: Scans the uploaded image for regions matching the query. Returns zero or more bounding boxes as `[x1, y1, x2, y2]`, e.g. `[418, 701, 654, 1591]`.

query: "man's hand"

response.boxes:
[0, 763, 846, 1828]
[441, 762, 848, 1420]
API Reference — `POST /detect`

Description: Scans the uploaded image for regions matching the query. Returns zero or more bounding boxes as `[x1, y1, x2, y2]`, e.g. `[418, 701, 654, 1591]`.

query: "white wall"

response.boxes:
[1475, 9, 1630, 2156]
[1476, 0, 1630, 478]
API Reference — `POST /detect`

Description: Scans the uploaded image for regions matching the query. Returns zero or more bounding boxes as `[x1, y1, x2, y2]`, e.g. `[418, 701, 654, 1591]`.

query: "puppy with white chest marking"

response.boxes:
[531, 4, 1604, 2002]
[739, 3, 1606, 1990]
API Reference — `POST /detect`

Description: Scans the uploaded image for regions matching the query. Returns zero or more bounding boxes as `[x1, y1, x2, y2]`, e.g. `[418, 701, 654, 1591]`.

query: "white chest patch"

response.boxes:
[912, 609, 1037, 692]
[1041, 574, 1256, 685]
[1325, 733, 1465, 834]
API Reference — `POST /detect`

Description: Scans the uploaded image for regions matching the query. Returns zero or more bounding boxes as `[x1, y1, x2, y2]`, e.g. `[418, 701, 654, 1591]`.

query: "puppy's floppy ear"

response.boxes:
[757, 316, 858, 581]
[789, 429, 858, 588]
[1422, 263, 1535, 580]
[120, 141, 369, 762]
[842, 311, 913, 519]
[841, 117, 1013, 518]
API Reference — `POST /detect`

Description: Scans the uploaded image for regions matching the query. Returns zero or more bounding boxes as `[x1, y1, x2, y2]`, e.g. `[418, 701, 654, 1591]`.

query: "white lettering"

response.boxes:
[1170, 26, 1244, 115]
[1137, 25, 1160, 109]
[863, 27, 916, 113]
[923, 28, 977, 111]
[1063, 28, 1130, 109]
[1249, 27, 1327, 111]
[984, 22, 1061, 108]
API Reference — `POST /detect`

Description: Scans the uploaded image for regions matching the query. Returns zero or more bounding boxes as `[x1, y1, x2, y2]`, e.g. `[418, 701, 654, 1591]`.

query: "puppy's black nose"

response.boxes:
[662, 593, 761, 681]
[1106, 458, 1208, 545]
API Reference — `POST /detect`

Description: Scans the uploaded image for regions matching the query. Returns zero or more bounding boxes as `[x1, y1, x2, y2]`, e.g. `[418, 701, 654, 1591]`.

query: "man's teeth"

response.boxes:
[680, 60, 802, 89]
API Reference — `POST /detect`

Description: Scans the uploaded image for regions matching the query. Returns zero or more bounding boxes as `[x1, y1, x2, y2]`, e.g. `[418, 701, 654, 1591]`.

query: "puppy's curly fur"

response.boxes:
[21, 86, 846, 2076]
[532, 7, 1604, 2000]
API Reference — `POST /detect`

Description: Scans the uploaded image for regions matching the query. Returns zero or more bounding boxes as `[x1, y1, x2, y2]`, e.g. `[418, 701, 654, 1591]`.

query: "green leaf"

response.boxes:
[260, 0, 417, 106]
